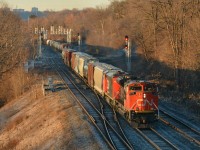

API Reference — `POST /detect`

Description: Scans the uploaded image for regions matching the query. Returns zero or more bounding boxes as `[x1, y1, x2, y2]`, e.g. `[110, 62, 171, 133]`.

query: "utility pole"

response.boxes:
[67, 29, 72, 44]
[124, 35, 131, 72]
[50, 25, 54, 35]
[78, 33, 81, 51]
[38, 31, 42, 58]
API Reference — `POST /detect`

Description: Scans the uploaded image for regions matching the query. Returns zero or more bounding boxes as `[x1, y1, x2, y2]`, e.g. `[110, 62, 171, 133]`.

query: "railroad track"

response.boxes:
[45, 46, 181, 150]
[112, 109, 134, 149]
[95, 94, 134, 150]
[159, 109, 200, 146]
[45, 45, 200, 150]
[45, 55, 133, 150]
[135, 128, 178, 150]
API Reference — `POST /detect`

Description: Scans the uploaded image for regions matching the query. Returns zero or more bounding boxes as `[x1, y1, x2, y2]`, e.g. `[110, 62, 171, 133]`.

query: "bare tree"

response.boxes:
[0, 5, 26, 76]
[0, 3, 30, 102]
[151, 0, 200, 89]
[33, 0, 199, 92]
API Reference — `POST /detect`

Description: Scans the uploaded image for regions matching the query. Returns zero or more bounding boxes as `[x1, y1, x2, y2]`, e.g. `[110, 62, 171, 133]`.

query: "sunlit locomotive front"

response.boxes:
[119, 78, 159, 127]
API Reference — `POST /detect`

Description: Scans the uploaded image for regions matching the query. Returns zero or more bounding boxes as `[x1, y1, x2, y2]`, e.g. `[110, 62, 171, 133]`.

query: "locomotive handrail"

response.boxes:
[130, 99, 149, 110]
[130, 99, 159, 118]
[130, 102, 137, 110]
[152, 102, 159, 119]
[145, 100, 159, 119]
[113, 91, 120, 99]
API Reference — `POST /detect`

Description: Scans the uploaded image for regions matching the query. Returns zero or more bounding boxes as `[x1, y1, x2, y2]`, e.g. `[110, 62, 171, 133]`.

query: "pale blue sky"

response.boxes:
[5, 0, 111, 11]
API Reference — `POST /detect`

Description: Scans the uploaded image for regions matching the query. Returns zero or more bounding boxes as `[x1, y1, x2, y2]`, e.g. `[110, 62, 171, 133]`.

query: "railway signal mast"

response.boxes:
[50, 25, 54, 35]
[67, 29, 72, 44]
[34, 27, 44, 58]
[124, 35, 131, 72]
[78, 33, 81, 51]
[38, 31, 42, 58]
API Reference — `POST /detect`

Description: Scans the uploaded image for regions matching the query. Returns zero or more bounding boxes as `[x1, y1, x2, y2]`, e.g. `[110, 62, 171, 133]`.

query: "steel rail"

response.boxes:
[45, 57, 116, 150]
[48, 56, 133, 150]
[159, 109, 200, 146]
[135, 128, 178, 150]
[113, 109, 134, 150]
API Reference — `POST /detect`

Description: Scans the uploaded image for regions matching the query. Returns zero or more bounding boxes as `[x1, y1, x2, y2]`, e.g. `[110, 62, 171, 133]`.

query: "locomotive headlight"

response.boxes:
[143, 93, 146, 98]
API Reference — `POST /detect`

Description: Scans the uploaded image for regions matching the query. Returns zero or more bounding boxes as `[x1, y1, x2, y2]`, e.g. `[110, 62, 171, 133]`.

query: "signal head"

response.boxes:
[125, 35, 128, 49]
[125, 35, 128, 41]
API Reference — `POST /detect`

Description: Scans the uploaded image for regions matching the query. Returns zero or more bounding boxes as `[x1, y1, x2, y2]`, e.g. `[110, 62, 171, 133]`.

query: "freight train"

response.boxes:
[47, 40, 159, 128]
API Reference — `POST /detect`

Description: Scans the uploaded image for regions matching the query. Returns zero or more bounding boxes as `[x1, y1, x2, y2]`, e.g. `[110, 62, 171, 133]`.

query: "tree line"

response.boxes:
[0, 2, 34, 105]
[0, 0, 199, 106]
[31, 0, 199, 94]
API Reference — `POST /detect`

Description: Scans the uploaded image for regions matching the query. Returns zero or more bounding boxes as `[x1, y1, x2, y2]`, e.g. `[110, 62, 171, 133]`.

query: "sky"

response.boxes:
[4, 0, 111, 11]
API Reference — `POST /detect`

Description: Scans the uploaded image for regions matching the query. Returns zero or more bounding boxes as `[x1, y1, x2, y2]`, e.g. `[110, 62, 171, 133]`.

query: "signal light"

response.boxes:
[125, 35, 128, 49]
[125, 35, 128, 41]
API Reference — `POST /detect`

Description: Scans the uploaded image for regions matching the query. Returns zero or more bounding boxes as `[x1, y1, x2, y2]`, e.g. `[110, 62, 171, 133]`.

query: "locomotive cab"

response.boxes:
[124, 81, 159, 127]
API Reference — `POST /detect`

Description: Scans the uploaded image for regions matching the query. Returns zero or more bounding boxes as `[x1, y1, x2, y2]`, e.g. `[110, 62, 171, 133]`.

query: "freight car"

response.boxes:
[48, 40, 159, 128]
[47, 40, 68, 52]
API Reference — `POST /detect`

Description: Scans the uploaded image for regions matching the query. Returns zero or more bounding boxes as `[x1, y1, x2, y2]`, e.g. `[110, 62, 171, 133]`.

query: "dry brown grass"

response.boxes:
[1, 139, 20, 150]
[0, 68, 40, 108]
[5, 116, 24, 131]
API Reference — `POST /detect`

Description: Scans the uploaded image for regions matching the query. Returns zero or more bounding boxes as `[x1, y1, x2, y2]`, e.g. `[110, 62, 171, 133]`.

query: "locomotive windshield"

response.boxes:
[144, 84, 156, 92]
[129, 86, 142, 91]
